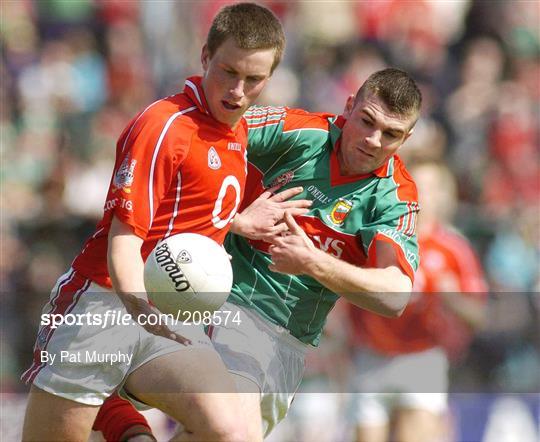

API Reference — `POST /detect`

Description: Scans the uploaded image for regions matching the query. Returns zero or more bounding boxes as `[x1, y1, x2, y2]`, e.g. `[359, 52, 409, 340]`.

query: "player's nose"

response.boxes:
[365, 130, 381, 148]
[229, 80, 245, 99]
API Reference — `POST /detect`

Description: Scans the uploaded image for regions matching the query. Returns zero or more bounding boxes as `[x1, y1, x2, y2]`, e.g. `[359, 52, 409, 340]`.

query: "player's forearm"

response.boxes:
[107, 217, 147, 300]
[304, 250, 411, 317]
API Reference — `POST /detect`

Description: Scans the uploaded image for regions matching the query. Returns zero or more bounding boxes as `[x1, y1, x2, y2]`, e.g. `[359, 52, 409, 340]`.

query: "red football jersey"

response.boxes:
[73, 77, 248, 288]
[349, 222, 487, 356]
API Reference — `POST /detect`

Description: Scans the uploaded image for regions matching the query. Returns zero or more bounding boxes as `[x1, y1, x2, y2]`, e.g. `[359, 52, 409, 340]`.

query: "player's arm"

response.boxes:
[108, 217, 146, 297]
[268, 212, 410, 317]
[108, 216, 191, 345]
[231, 185, 312, 240]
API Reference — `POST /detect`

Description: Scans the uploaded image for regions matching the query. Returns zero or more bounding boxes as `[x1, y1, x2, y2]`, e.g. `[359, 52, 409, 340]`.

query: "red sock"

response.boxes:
[93, 393, 154, 441]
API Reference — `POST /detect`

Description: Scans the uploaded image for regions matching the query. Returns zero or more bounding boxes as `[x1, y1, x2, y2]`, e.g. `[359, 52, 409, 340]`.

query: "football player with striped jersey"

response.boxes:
[216, 68, 422, 436]
[21, 4, 310, 442]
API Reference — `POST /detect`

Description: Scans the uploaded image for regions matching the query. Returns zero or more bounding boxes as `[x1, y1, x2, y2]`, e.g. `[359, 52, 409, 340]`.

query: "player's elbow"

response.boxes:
[360, 291, 410, 318]
[380, 291, 410, 317]
[380, 270, 412, 317]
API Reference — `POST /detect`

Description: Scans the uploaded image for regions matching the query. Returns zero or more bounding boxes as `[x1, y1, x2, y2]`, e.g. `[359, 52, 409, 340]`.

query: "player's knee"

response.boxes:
[187, 397, 248, 442]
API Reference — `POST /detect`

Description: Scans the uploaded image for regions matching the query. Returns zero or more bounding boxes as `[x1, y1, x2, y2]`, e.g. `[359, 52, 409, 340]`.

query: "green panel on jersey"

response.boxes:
[227, 107, 419, 346]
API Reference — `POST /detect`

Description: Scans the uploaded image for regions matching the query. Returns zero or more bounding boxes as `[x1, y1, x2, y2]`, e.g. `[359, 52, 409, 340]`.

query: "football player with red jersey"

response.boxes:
[21, 4, 312, 442]
[349, 161, 488, 442]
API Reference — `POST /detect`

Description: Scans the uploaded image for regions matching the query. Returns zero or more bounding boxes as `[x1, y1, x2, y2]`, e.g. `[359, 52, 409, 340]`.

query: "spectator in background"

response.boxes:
[348, 161, 488, 442]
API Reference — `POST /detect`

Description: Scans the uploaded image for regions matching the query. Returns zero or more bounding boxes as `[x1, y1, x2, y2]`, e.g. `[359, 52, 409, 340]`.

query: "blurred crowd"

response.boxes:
[1, 0, 539, 413]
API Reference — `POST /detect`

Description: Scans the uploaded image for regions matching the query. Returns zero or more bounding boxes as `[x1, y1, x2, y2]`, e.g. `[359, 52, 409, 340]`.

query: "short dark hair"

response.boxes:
[356, 68, 422, 121]
[207, 3, 285, 73]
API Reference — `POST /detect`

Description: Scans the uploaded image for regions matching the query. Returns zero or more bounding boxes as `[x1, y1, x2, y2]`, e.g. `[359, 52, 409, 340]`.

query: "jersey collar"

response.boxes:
[329, 115, 392, 186]
[184, 76, 211, 115]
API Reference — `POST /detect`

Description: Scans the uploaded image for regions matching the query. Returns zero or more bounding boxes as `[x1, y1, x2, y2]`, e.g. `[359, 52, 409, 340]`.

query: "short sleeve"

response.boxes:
[359, 199, 420, 282]
[104, 110, 191, 239]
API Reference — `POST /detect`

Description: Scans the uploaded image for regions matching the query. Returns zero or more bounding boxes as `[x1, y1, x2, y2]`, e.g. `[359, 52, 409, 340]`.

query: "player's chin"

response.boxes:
[221, 109, 246, 127]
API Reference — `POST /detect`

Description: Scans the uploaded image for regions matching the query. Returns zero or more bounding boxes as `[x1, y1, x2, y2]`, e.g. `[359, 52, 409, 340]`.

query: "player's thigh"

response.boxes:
[393, 407, 442, 442]
[353, 393, 391, 442]
[23, 385, 99, 442]
[124, 348, 241, 432]
[354, 424, 389, 442]
[233, 373, 264, 442]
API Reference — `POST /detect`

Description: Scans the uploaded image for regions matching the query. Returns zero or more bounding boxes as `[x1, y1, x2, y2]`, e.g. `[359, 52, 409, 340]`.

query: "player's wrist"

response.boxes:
[230, 213, 249, 237]
[303, 248, 330, 278]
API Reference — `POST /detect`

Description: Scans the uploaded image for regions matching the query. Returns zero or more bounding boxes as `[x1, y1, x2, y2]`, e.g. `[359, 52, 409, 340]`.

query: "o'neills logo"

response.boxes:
[154, 243, 191, 292]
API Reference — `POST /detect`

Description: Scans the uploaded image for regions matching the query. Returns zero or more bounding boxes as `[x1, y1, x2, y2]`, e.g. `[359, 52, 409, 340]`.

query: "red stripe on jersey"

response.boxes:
[397, 213, 405, 232]
[403, 202, 413, 234]
[246, 119, 284, 129]
[206, 325, 215, 340]
[22, 271, 91, 384]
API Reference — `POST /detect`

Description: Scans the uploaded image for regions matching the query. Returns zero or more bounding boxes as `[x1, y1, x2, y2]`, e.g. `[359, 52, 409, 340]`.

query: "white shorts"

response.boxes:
[22, 269, 212, 406]
[351, 347, 449, 425]
[208, 302, 309, 436]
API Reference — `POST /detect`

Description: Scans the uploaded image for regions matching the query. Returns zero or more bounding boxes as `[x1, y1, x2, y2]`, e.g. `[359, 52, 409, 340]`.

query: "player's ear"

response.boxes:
[201, 44, 210, 72]
[343, 94, 356, 118]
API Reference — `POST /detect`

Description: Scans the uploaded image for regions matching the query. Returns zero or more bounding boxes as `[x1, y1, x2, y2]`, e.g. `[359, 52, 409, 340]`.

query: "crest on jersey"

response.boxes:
[327, 198, 353, 225]
[113, 157, 137, 193]
[176, 249, 192, 264]
[270, 170, 294, 188]
[208, 146, 221, 170]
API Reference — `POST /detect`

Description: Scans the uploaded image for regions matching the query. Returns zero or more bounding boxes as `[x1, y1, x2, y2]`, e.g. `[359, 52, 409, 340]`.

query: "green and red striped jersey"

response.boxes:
[226, 106, 419, 346]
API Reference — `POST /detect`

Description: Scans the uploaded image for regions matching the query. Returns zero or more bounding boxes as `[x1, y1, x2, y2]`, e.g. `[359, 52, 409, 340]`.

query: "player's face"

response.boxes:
[201, 37, 275, 129]
[339, 92, 416, 175]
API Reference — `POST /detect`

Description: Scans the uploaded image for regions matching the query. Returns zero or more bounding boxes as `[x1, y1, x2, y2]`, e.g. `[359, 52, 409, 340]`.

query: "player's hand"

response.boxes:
[268, 211, 320, 275]
[232, 186, 312, 240]
[119, 293, 192, 346]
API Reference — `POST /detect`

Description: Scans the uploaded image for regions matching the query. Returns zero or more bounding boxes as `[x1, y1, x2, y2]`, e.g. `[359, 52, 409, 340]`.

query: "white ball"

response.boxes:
[144, 233, 232, 315]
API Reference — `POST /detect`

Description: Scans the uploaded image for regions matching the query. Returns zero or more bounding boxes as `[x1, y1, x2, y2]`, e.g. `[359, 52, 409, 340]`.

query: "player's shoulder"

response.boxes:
[135, 93, 200, 131]
[245, 105, 333, 132]
[387, 155, 419, 202]
[245, 105, 287, 129]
